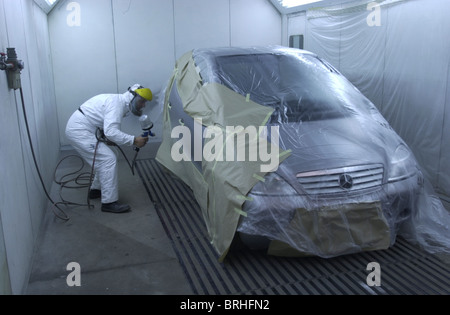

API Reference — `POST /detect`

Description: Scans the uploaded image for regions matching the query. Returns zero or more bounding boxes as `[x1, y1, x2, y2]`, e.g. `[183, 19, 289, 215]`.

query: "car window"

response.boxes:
[212, 53, 373, 123]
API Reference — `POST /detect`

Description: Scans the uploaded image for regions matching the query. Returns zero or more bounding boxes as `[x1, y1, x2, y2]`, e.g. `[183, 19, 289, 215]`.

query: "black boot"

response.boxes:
[89, 189, 101, 199]
[101, 202, 131, 213]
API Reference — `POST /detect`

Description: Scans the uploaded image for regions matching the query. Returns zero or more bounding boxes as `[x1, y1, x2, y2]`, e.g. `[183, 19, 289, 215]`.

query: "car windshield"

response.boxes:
[213, 53, 373, 123]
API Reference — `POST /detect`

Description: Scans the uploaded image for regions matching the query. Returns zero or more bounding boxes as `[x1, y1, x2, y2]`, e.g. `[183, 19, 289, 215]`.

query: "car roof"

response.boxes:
[192, 46, 316, 59]
[192, 46, 320, 85]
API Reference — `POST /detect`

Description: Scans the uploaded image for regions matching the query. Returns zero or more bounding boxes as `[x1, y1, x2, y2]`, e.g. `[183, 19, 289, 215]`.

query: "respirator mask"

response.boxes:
[128, 85, 153, 117]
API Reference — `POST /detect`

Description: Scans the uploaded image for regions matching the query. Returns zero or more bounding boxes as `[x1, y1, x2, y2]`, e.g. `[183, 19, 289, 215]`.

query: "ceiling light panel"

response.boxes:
[279, 0, 323, 8]
[271, 0, 349, 14]
[34, 0, 60, 14]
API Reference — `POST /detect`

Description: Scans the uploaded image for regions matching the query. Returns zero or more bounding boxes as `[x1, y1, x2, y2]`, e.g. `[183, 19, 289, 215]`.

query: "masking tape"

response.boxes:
[236, 195, 254, 202]
[253, 174, 266, 182]
[234, 208, 248, 217]
[279, 149, 293, 158]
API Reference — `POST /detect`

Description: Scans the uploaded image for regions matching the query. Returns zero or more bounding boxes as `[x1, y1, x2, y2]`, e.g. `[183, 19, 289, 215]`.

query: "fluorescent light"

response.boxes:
[279, 0, 323, 8]
[35, 0, 60, 14]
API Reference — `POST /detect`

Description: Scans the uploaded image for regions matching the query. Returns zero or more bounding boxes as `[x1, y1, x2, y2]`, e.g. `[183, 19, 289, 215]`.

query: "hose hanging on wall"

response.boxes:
[18, 87, 70, 221]
[3, 47, 69, 220]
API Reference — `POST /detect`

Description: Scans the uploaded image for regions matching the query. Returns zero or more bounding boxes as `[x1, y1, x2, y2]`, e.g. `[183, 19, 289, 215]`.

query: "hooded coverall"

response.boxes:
[65, 91, 135, 204]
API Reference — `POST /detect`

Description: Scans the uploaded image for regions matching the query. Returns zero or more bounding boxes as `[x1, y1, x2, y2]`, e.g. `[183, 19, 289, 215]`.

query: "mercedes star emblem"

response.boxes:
[339, 174, 354, 189]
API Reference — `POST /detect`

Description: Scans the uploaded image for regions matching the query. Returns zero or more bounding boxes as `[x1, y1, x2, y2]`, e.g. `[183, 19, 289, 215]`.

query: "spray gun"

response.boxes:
[134, 115, 155, 153]
[139, 115, 155, 138]
[0, 48, 25, 90]
[131, 115, 155, 173]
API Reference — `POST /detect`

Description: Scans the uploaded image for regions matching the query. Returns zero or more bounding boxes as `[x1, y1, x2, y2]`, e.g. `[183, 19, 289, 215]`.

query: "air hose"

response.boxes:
[54, 128, 140, 213]
[18, 87, 70, 221]
[94, 128, 138, 175]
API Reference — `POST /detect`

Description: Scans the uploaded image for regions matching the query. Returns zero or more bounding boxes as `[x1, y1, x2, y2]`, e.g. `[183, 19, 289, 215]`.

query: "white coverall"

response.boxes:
[65, 92, 135, 204]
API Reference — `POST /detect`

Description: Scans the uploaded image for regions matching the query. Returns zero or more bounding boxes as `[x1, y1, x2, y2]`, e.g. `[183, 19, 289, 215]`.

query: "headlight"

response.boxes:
[250, 172, 297, 196]
[388, 144, 417, 183]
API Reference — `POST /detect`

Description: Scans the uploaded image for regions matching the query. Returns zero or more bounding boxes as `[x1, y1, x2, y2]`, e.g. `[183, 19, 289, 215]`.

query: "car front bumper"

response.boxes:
[237, 172, 423, 258]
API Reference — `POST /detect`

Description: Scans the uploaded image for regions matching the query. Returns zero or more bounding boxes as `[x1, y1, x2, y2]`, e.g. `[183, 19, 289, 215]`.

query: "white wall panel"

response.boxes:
[0, 0, 60, 294]
[174, 0, 230, 59]
[1, 0, 36, 295]
[112, 0, 175, 138]
[230, 0, 282, 47]
[288, 12, 306, 39]
[0, 0, 13, 296]
[0, 216, 11, 294]
[21, 0, 60, 237]
[112, 0, 175, 93]
[49, 0, 118, 145]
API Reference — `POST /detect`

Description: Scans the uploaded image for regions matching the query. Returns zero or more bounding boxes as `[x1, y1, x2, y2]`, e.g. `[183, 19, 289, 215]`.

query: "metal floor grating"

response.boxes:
[136, 159, 450, 295]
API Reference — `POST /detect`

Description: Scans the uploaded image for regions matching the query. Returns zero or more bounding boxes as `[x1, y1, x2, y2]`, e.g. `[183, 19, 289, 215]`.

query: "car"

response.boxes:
[156, 46, 424, 259]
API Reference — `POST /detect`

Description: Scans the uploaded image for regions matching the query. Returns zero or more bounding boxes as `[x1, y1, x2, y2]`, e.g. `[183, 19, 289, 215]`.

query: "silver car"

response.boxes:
[157, 46, 424, 258]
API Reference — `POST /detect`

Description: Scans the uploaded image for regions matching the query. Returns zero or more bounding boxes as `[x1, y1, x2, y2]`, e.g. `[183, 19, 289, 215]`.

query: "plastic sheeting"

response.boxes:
[303, 0, 450, 256]
[305, 0, 450, 202]
[156, 51, 291, 260]
[156, 45, 450, 259]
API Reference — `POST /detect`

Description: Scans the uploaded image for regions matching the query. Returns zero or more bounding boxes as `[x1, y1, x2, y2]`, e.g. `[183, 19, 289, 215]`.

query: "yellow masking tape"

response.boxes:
[253, 174, 266, 182]
[236, 195, 254, 202]
[261, 110, 274, 128]
[159, 51, 293, 260]
[234, 208, 248, 217]
[279, 149, 293, 158]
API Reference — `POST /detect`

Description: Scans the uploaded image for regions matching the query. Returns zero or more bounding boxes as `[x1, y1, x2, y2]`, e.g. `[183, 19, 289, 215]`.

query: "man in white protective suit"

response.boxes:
[65, 84, 153, 213]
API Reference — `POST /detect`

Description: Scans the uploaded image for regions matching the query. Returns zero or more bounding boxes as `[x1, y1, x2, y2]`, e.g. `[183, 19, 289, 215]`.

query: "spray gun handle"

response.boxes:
[142, 130, 155, 137]
[134, 131, 154, 152]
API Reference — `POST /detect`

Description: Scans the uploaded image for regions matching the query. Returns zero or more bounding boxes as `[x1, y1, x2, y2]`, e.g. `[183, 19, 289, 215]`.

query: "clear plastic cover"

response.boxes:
[156, 46, 450, 259]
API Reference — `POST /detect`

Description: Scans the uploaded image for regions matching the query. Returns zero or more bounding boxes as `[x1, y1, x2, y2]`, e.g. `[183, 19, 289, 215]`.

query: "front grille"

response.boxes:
[297, 164, 384, 195]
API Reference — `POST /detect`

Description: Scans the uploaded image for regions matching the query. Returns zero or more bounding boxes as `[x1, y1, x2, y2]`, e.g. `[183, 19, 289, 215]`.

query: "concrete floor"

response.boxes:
[26, 144, 193, 295]
[25, 144, 450, 296]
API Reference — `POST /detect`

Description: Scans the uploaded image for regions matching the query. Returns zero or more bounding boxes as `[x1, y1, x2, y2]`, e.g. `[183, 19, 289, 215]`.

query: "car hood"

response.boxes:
[272, 115, 402, 178]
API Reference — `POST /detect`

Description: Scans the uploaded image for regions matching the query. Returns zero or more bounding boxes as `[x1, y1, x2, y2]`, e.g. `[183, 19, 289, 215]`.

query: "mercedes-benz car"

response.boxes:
[156, 46, 424, 259]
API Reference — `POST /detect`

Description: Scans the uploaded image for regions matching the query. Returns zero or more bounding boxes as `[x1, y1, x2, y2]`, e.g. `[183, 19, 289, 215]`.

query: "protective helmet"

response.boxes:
[128, 84, 153, 116]
[135, 88, 153, 101]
